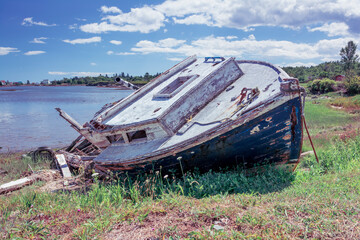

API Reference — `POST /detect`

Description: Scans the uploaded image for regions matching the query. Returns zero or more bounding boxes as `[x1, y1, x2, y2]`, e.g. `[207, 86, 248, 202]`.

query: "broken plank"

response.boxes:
[55, 154, 72, 178]
[0, 177, 34, 195]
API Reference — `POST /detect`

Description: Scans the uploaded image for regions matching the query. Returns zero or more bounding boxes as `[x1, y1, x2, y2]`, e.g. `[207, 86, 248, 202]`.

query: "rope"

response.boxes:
[178, 87, 260, 135]
[303, 116, 319, 163]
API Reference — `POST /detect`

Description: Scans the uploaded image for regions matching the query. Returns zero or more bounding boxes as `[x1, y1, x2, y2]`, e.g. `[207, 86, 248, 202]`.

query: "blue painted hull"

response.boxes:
[96, 96, 303, 175]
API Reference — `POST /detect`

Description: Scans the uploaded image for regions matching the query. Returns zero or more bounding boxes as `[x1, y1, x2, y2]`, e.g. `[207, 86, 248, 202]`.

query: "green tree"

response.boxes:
[340, 41, 359, 71]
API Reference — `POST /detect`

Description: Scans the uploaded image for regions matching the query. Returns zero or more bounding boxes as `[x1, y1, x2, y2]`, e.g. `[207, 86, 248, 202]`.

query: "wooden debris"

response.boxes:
[55, 154, 72, 178]
[300, 151, 314, 158]
[0, 170, 60, 195]
[0, 177, 34, 195]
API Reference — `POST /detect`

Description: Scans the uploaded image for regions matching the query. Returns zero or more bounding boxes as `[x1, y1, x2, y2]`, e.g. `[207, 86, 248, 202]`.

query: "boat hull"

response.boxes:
[95, 96, 303, 175]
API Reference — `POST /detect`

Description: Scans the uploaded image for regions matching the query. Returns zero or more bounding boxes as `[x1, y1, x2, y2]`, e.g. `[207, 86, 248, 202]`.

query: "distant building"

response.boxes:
[13, 81, 23, 86]
[335, 75, 345, 82]
[0, 80, 6, 86]
[41, 79, 50, 85]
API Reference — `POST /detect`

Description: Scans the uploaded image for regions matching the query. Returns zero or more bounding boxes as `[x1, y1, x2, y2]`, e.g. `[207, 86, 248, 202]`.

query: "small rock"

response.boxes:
[213, 225, 224, 231]
[0, 168, 7, 175]
[10, 210, 20, 218]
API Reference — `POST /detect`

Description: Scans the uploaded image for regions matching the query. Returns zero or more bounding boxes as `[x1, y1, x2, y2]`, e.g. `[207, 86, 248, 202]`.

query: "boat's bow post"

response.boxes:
[55, 108, 106, 150]
[55, 108, 84, 132]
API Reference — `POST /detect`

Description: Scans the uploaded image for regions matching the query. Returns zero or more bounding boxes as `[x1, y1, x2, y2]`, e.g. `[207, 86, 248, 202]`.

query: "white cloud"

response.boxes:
[110, 40, 122, 45]
[308, 22, 350, 37]
[283, 62, 317, 67]
[48, 72, 68, 75]
[0, 47, 20, 55]
[22, 17, 56, 27]
[48, 71, 113, 77]
[247, 34, 256, 40]
[226, 36, 238, 40]
[101, 6, 122, 14]
[130, 35, 358, 62]
[173, 14, 213, 26]
[75, 18, 87, 22]
[167, 57, 184, 61]
[63, 36, 101, 44]
[90, 62, 97, 66]
[116, 52, 136, 55]
[155, 0, 360, 34]
[80, 6, 165, 33]
[107, 50, 136, 55]
[24, 51, 45, 55]
[69, 24, 78, 30]
[131, 38, 186, 54]
[81, 0, 360, 35]
[30, 37, 48, 44]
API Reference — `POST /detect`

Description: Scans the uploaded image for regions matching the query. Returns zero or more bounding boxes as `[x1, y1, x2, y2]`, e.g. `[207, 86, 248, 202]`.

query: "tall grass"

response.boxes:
[302, 98, 360, 151]
[300, 135, 360, 174]
[304, 99, 355, 135]
[1, 131, 360, 239]
[329, 95, 360, 108]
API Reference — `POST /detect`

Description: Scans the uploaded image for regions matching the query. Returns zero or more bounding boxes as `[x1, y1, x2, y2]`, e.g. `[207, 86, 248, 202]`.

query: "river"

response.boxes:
[0, 86, 132, 153]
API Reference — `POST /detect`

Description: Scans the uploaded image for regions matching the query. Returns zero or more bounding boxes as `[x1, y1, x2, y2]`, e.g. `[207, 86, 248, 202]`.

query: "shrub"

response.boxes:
[308, 78, 336, 93]
[344, 72, 360, 95]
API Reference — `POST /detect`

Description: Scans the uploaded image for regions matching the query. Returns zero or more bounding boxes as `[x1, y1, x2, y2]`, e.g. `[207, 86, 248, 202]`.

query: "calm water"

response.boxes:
[0, 86, 132, 153]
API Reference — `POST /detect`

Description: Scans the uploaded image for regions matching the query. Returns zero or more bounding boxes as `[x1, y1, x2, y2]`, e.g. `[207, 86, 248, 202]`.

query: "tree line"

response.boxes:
[284, 41, 360, 95]
[51, 72, 161, 86]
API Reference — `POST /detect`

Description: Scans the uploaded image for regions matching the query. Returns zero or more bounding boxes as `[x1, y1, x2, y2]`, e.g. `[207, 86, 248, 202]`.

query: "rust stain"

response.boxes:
[276, 126, 289, 133]
[265, 117, 272, 122]
[290, 106, 297, 141]
[282, 134, 291, 140]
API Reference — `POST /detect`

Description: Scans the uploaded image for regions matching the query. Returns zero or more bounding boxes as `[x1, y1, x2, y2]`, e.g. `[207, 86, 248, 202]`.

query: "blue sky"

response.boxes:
[1, 0, 359, 82]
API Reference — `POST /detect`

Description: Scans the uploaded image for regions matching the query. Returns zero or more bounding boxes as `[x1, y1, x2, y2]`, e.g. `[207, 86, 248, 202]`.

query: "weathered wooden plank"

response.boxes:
[55, 154, 72, 178]
[0, 177, 34, 195]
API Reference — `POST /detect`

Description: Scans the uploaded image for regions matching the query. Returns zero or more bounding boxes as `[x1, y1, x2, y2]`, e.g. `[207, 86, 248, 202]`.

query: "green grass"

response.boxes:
[0, 152, 53, 185]
[304, 99, 355, 135]
[1, 135, 360, 239]
[329, 95, 360, 109]
[302, 97, 360, 151]
[1, 96, 360, 239]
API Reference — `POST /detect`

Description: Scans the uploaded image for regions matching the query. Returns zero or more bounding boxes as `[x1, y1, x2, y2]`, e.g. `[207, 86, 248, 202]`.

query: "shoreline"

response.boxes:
[0, 84, 133, 90]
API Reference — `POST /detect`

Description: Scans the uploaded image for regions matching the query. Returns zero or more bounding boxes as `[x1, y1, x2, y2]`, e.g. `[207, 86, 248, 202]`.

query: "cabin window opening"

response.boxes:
[153, 75, 199, 99]
[126, 130, 147, 142]
[106, 134, 125, 144]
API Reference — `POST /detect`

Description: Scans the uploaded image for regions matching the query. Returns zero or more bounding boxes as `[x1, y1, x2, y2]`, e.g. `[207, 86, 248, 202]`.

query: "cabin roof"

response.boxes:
[104, 57, 236, 126]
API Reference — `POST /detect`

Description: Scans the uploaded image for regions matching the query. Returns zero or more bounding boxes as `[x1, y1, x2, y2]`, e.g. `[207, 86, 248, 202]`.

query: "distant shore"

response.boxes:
[0, 84, 133, 90]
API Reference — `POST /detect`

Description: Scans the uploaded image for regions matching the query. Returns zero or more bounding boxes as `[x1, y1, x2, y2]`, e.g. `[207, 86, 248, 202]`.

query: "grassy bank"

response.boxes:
[1, 97, 360, 239]
[302, 97, 360, 152]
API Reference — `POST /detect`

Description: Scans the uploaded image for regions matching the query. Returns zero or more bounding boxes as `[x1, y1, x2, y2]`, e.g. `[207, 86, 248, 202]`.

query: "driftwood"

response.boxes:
[300, 151, 314, 158]
[0, 170, 61, 195]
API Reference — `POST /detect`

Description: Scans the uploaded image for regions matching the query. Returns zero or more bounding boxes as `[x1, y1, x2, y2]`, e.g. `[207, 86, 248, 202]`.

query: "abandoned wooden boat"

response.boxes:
[56, 56, 305, 175]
